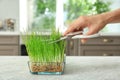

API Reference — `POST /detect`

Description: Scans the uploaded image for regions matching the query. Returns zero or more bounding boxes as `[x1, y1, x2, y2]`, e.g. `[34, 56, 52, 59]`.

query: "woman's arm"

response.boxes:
[63, 8, 120, 43]
[101, 8, 120, 23]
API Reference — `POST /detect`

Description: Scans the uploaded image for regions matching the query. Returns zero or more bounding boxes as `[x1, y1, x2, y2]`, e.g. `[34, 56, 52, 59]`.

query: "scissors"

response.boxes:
[49, 31, 100, 44]
[72, 33, 100, 39]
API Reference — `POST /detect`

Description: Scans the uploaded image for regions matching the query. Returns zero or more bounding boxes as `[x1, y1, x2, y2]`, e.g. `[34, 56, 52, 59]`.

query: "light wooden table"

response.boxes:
[0, 56, 120, 80]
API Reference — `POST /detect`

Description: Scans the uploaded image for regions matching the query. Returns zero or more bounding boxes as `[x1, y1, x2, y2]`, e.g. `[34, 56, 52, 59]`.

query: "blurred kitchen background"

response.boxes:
[0, 0, 120, 56]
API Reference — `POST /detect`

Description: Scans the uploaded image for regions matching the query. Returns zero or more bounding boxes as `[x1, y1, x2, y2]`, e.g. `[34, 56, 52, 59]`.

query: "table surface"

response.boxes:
[0, 56, 120, 80]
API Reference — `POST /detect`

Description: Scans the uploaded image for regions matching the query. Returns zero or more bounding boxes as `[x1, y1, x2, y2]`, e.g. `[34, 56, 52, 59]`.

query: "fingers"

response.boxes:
[63, 26, 75, 36]
[80, 29, 98, 43]
[63, 22, 83, 36]
[63, 26, 83, 36]
[81, 38, 87, 44]
[64, 18, 79, 36]
[80, 30, 93, 43]
[81, 33, 89, 44]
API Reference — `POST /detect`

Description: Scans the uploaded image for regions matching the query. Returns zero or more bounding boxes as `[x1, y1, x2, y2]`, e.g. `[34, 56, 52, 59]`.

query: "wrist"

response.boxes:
[99, 12, 111, 25]
[100, 9, 120, 23]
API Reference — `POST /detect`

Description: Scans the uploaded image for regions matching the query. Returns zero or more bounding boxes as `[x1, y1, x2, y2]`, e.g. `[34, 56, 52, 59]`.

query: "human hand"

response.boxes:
[63, 15, 107, 43]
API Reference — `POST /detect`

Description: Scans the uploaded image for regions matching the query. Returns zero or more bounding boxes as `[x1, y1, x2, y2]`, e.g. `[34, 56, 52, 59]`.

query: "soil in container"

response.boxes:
[30, 62, 63, 72]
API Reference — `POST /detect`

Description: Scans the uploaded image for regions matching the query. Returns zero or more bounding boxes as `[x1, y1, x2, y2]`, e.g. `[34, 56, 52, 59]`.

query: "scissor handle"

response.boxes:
[72, 33, 100, 39]
[67, 31, 83, 36]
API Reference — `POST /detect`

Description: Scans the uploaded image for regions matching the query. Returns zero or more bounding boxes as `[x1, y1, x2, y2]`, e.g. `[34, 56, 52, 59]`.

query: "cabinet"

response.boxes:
[80, 36, 120, 56]
[66, 39, 80, 56]
[0, 35, 19, 55]
[66, 36, 120, 56]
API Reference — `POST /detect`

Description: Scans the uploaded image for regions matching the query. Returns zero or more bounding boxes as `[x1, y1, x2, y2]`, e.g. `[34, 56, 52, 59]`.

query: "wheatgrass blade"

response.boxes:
[22, 29, 65, 63]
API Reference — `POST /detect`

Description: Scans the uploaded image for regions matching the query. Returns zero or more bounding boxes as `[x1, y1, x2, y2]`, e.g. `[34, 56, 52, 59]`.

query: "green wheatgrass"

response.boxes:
[22, 29, 65, 63]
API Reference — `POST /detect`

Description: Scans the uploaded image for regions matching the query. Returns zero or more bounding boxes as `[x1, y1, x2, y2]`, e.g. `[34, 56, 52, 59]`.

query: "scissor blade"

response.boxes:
[49, 31, 83, 44]
[49, 36, 67, 44]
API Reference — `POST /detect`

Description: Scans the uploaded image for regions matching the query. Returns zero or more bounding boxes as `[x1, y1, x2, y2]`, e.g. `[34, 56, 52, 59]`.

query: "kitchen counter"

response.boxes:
[0, 32, 19, 35]
[0, 56, 120, 80]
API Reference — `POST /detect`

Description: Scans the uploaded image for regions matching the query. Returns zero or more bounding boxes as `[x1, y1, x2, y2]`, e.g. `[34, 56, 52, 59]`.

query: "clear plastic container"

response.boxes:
[28, 61, 65, 75]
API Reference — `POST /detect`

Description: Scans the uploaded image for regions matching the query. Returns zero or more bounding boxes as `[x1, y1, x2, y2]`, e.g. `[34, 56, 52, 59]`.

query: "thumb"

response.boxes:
[81, 31, 93, 43]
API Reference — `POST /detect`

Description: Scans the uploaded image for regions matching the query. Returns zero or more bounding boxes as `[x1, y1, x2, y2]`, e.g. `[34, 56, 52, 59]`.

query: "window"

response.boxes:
[28, 0, 56, 32]
[20, 0, 120, 33]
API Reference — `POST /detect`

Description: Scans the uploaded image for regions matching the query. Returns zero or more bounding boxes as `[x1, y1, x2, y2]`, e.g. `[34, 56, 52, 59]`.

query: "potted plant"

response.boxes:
[22, 29, 66, 75]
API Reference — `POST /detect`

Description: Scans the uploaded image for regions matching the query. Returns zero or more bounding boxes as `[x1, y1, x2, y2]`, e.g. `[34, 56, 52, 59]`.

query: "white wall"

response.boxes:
[0, 0, 19, 32]
[109, 0, 120, 10]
